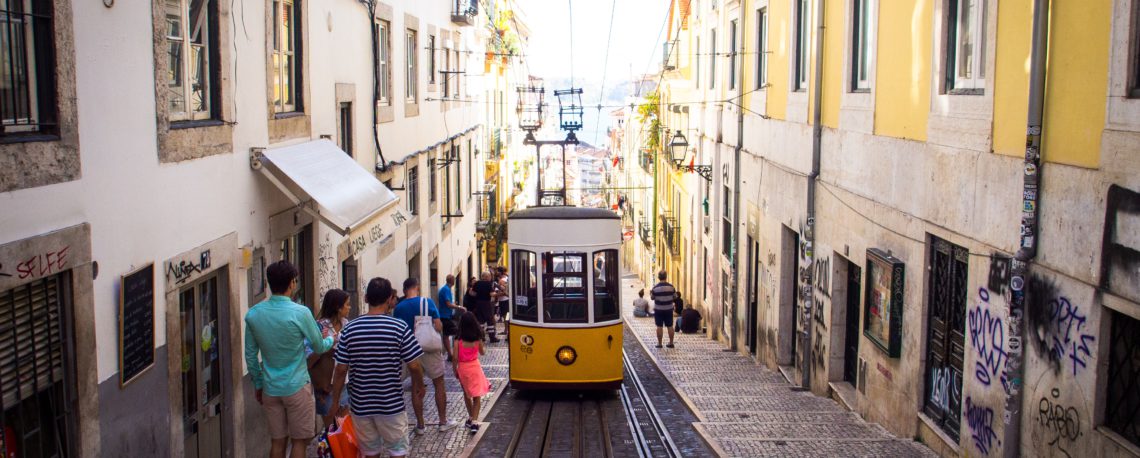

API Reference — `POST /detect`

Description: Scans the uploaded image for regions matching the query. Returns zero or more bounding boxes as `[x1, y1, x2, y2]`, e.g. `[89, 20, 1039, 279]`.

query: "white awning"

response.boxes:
[254, 140, 407, 246]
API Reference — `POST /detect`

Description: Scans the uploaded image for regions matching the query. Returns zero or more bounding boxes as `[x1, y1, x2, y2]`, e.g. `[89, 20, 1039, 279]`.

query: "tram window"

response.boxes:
[542, 252, 588, 323]
[593, 250, 620, 322]
[511, 250, 538, 321]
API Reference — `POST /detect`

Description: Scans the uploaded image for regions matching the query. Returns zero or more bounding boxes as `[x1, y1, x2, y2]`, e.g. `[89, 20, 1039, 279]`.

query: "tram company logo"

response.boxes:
[521, 335, 534, 346]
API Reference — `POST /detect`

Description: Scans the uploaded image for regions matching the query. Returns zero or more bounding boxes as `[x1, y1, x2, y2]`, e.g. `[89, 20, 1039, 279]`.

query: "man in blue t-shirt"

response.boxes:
[392, 277, 457, 433]
[437, 275, 461, 361]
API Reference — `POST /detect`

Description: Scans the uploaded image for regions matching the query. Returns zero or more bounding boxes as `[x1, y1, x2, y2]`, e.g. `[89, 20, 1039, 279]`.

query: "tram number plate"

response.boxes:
[519, 344, 533, 355]
[516, 296, 528, 306]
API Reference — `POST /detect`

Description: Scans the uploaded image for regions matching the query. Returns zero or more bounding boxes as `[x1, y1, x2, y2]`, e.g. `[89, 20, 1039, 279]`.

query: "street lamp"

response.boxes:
[668, 130, 689, 166]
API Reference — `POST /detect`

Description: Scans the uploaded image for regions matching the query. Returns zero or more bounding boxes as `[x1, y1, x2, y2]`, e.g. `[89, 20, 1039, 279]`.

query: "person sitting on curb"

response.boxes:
[679, 304, 702, 334]
[632, 289, 651, 317]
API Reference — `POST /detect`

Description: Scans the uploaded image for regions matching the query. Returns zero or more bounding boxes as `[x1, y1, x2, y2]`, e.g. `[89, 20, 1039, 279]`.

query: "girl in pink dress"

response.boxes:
[453, 312, 491, 434]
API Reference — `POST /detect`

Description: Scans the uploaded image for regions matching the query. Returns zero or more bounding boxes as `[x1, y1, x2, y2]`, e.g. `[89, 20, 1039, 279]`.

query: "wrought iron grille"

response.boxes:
[0, 0, 56, 137]
[0, 274, 73, 458]
[662, 215, 680, 255]
[1105, 309, 1140, 447]
[638, 217, 652, 246]
[639, 149, 655, 174]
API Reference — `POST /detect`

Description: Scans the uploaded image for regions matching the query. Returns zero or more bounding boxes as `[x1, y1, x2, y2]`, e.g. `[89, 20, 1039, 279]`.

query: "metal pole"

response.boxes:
[730, 0, 747, 352]
[801, 0, 825, 390]
[1002, 1, 1049, 455]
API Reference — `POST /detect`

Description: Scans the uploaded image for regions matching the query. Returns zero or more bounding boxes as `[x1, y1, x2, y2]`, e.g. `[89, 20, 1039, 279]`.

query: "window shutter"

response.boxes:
[0, 275, 65, 409]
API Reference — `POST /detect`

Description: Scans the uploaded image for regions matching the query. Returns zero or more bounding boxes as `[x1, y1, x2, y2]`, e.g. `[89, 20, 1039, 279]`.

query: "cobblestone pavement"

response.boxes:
[307, 332, 510, 457]
[621, 275, 937, 458]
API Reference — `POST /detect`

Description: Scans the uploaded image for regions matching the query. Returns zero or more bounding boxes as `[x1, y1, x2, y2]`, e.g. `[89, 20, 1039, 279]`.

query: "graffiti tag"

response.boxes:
[965, 396, 1000, 455]
[1038, 388, 1081, 458]
[11, 246, 71, 281]
[929, 367, 961, 414]
[969, 287, 1009, 390]
[166, 250, 210, 285]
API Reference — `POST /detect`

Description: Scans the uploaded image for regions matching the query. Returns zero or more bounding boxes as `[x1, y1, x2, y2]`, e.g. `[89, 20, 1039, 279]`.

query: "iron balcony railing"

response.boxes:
[638, 217, 652, 246]
[662, 214, 680, 255]
[639, 149, 655, 174]
[451, 0, 477, 25]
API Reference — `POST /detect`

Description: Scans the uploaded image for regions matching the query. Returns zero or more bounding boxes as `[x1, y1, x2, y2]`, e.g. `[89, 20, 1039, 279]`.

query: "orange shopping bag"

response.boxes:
[327, 416, 360, 458]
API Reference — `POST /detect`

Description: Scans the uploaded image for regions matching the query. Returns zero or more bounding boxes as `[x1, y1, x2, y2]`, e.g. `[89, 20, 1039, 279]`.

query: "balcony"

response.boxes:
[638, 218, 652, 247]
[639, 149, 655, 175]
[475, 184, 497, 232]
[662, 214, 680, 256]
[451, 0, 478, 26]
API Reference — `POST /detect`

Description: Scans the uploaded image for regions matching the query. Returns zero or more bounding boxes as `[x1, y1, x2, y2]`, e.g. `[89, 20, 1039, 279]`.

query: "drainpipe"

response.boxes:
[361, 0, 390, 171]
[801, 0, 825, 390]
[730, 2, 747, 352]
[1002, 0, 1049, 456]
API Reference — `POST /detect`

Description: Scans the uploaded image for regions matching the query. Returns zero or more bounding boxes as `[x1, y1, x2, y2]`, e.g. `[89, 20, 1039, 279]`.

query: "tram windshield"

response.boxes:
[542, 252, 588, 323]
[511, 250, 538, 321]
[593, 250, 620, 322]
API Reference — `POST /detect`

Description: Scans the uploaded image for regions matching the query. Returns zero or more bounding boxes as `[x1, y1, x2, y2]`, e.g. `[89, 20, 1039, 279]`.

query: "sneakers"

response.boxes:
[465, 420, 480, 434]
[438, 420, 459, 432]
[411, 425, 426, 436]
[666, 343, 675, 348]
[655, 343, 663, 348]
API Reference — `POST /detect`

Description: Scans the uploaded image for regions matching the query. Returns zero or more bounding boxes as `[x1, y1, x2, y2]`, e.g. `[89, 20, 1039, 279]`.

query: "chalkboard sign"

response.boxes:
[120, 263, 156, 387]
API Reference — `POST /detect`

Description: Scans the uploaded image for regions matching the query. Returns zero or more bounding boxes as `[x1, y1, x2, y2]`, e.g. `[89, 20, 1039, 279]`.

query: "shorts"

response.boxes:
[314, 385, 350, 416]
[352, 412, 410, 457]
[474, 300, 496, 325]
[404, 351, 446, 380]
[653, 309, 674, 328]
[263, 383, 315, 440]
[442, 317, 459, 336]
[497, 301, 509, 317]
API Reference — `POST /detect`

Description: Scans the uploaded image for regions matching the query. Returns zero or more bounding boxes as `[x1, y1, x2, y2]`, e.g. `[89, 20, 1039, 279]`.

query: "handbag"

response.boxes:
[414, 297, 444, 353]
[326, 416, 359, 458]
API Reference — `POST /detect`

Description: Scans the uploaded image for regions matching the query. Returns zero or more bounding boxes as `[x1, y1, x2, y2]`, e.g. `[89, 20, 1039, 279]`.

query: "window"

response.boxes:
[709, 29, 716, 89]
[429, 152, 437, 204]
[593, 250, 620, 322]
[851, 0, 872, 91]
[947, 0, 985, 91]
[165, 0, 217, 121]
[795, 0, 809, 91]
[511, 250, 538, 322]
[443, 151, 451, 218]
[695, 37, 701, 88]
[542, 252, 587, 323]
[729, 20, 738, 90]
[271, 0, 302, 113]
[702, 248, 708, 300]
[0, 274, 77, 457]
[0, 0, 57, 135]
[405, 29, 417, 102]
[466, 139, 472, 201]
[1105, 309, 1140, 447]
[407, 165, 418, 215]
[337, 102, 352, 156]
[280, 228, 310, 305]
[722, 183, 732, 257]
[442, 47, 450, 98]
[377, 20, 390, 105]
[756, 8, 768, 89]
[451, 49, 460, 98]
[456, 142, 464, 208]
[427, 35, 436, 84]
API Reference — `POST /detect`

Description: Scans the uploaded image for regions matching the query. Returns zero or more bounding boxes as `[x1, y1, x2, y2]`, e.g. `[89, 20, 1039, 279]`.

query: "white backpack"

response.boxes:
[413, 297, 443, 353]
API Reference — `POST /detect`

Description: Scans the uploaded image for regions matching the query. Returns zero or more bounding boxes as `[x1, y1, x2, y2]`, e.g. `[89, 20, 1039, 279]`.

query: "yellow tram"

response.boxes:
[506, 206, 624, 390]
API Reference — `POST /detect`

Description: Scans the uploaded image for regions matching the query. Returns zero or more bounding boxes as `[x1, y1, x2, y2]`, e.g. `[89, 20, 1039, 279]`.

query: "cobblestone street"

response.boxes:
[620, 276, 938, 457]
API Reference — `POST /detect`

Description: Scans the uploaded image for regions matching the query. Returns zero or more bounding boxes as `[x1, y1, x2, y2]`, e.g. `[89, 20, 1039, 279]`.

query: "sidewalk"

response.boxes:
[621, 276, 936, 457]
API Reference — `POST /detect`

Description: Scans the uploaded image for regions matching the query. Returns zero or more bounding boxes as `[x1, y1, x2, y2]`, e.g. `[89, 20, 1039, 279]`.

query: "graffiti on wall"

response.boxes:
[1026, 276, 1095, 376]
[965, 396, 1000, 455]
[1099, 184, 1140, 303]
[969, 287, 1009, 391]
[929, 366, 961, 414]
[317, 233, 337, 299]
[812, 328, 826, 369]
[1, 245, 72, 281]
[987, 255, 1011, 296]
[1038, 388, 1082, 458]
[166, 249, 211, 286]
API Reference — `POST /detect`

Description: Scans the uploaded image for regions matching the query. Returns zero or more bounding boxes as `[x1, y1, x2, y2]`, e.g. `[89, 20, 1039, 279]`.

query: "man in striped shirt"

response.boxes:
[650, 270, 677, 348]
[327, 277, 424, 458]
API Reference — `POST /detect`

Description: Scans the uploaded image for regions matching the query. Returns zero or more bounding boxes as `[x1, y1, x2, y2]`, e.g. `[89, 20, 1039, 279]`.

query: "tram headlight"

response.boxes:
[555, 346, 577, 366]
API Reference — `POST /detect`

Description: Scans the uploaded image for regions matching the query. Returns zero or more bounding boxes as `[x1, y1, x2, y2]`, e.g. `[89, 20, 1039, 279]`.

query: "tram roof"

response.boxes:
[509, 206, 620, 221]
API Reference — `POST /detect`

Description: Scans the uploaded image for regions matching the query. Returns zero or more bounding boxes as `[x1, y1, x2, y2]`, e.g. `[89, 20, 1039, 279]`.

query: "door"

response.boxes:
[181, 273, 226, 458]
[746, 236, 759, 357]
[923, 237, 968, 441]
[342, 259, 359, 317]
[843, 263, 862, 383]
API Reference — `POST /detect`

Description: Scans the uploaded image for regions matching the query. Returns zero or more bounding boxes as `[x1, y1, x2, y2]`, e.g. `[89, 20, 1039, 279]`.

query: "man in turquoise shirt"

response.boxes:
[245, 260, 334, 458]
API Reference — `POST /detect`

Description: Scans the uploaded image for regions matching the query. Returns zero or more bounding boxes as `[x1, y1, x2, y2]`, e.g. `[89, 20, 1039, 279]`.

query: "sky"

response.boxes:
[518, 0, 671, 145]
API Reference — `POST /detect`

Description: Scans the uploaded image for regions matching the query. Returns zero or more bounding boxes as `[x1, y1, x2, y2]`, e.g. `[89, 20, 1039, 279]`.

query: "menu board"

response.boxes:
[120, 264, 156, 387]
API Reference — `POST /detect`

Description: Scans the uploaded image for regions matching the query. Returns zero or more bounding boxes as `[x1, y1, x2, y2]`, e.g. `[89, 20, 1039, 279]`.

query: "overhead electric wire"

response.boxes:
[568, 0, 575, 89]
[592, 0, 619, 145]
[636, 4, 672, 97]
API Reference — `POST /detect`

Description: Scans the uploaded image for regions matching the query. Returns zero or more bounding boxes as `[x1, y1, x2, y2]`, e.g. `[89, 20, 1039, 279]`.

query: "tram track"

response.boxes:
[498, 354, 681, 458]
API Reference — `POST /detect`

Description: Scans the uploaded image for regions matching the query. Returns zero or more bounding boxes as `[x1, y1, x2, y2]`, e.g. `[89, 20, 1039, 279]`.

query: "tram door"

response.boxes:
[180, 273, 227, 458]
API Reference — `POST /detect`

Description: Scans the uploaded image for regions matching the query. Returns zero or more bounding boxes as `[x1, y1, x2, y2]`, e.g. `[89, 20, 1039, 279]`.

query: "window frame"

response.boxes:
[850, 0, 873, 92]
[0, 0, 59, 137]
[377, 20, 391, 106]
[407, 165, 419, 215]
[1131, 0, 1140, 98]
[729, 19, 738, 90]
[405, 28, 417, 102]
[592, 250, 620, 323]
[695, 36, 701, 88]
[946, 0, 986, 93]
[165, 0, 219, 122]
[337, 101, 352, 156]
[722, 183, 732, 257]
[542, 252, 589, 324]
[794, 0, 809, 92]
[756, 8, 768, 89]
[511, 250, 539, 322]
[427, 34, 436, 84]
[270, 0, 303, 114]
[709, 29, 717, 89]
[429, 151, 438, 205]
